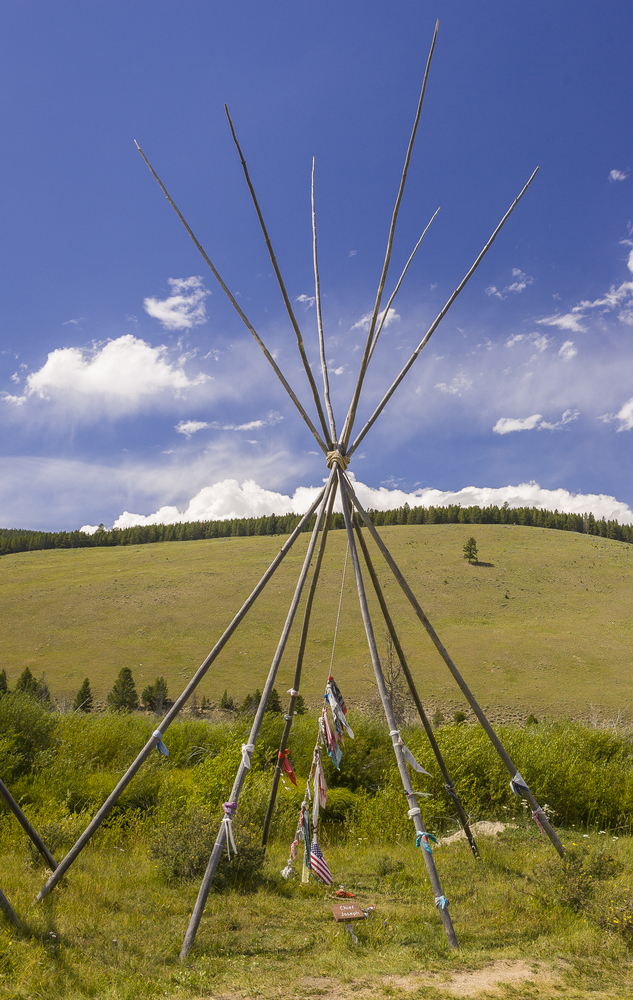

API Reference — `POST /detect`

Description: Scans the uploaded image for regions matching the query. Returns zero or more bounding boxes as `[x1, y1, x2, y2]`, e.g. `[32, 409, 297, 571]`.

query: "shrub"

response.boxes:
[0, 693, 56, 779]
[150, 808, 265, 889]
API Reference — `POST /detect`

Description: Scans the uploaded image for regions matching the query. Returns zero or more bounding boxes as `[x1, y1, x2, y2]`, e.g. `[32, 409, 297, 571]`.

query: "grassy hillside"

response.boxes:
[1, 524, 632, 722]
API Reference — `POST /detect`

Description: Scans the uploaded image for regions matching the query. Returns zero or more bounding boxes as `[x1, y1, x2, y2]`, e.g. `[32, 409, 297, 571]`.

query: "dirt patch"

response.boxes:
[201, 961, 559, 999]
[438, 820, 515, 846]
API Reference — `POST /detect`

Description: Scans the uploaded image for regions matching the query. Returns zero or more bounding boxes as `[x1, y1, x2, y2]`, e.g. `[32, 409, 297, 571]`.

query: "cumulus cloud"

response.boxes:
[536, 311, 587, 333]
[107, 474, 633, 528]
[351, 307, 400, 332]
[486, 268, 533, 299]
[2, 335, 209, 412]
[609, 169, 628, 182]
[558, 340, 577, 360]
[143, 276, 209, 331]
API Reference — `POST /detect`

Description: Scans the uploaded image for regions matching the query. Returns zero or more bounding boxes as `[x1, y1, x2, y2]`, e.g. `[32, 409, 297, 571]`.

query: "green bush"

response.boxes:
[149, 808, 265, 890]
[0, 693, 56, 779]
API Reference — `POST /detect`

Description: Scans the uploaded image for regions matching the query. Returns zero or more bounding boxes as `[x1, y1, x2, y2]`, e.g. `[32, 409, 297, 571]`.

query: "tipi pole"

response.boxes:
[0, 887, 19, 927]
[338, 469, 458, 949]
[344, 475, 565, 858]
[0, 778, 57, 870]
[366, 208, 440, 367]
[311, 158, 337, 445]
[351, 516, 480, 860]
[339, 20, 439, 453]
[36, 484, 328, 903]
[261, 478, 338, 845]
[225, 107, 333, 449]
[347, 166, 540, 459]
[180, 471, 336, 960]
[135, 142, 328, 457]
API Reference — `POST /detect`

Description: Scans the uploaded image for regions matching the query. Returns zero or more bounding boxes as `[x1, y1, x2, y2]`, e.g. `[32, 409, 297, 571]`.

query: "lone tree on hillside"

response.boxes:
[463, 536, 478, 564]
[107, 667, 139, 712]
[0, 669, 8, 697]
[73, 678, 93, 713]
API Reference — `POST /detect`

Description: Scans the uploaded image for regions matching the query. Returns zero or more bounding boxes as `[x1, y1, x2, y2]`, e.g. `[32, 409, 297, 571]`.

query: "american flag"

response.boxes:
[310, 840, 333, 885]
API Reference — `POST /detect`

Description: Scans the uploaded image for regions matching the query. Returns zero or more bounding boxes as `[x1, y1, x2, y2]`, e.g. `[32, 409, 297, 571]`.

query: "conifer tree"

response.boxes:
[73, 678, 93, 712]
[463, 536, 478, 563]
[0, 669, 8, 697]
[107, 667, 138, 712]
[15, 666, 38, 698]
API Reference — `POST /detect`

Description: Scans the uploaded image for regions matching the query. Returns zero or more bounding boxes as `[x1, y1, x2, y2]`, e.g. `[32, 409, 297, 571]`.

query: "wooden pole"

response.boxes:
[261, 478, 338, 845]
[352, 516, 480, 860]
[0, 778, 57, 870]
[338, 469, 458, 948]
[311, 158, 337, 446]
[338, 20, 439, 453]
[347, 166, 540, 460]
[0, 887, 19, 927]
[343, 474, 565, 858]
[180, 472, 336, 960]
[134, 141, 328, 457]
[36, 484, 328, 903]
[225, 107, 333, 449]
[366, 208, 440, 367]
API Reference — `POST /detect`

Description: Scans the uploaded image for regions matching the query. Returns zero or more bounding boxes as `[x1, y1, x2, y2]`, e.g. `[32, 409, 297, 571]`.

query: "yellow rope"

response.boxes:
[326, 450, 349, 471]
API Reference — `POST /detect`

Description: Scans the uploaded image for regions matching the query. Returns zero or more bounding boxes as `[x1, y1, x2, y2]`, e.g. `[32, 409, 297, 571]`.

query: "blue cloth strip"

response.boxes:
[152, 730, 169, 756]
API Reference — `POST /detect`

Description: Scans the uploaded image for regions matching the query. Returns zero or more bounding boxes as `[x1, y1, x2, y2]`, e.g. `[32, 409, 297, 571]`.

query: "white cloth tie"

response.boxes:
[241, 743, 255, 769]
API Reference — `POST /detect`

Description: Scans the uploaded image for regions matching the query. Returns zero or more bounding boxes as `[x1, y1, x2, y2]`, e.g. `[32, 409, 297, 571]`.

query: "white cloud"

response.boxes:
[110, 474, 633, 528]
[175, 420, 210, 439]
[494, 409, 580, 434]
[558, 340, 577, 360]
[539, 408, 580, 430]
[143, 276, 209, 331]
[175, 410, 283, 438]
[3, 335, 209, 413]
[609, 169, 628, 182]
[486, 268, 533, 299]
[505, 332, 550, 352]
[295, 293, 316, 309]
[435, 372, 473, 396]
[351, 307, 400, 332]
[599, 396, 633, 432]
[537, 311, 587, 333]
[493, 414, 543, 434]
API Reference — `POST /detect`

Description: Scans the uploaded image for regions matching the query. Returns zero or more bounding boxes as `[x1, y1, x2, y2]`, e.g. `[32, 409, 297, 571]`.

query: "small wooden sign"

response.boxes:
[331, 903, 366, 922]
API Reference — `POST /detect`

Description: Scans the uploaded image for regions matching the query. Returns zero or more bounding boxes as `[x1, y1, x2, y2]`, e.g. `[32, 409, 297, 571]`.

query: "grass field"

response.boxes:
[2, 524, 632, 722]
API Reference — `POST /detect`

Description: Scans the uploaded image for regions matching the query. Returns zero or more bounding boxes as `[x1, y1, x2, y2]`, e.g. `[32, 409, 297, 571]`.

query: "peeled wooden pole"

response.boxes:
[0, 778, 57, 870]
[344, 474, 565, 858]
[338, 469, 458, 948]
[261, 479, 338, 845]
[0, 887, 19, 927]
[339, 20, 439, 453]
[36, 485, 327, 903]
[347, 166, 539, 460]
[311, 158, 337, 446]
[225, 107, 333, 450]
[135, 141, 328, 457]
[352, 516, 480, 860]
[180, 472, 335, 960]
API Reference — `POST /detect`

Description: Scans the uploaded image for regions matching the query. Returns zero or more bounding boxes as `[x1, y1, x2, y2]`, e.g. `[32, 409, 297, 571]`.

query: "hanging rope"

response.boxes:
[329, 542, 349, 676]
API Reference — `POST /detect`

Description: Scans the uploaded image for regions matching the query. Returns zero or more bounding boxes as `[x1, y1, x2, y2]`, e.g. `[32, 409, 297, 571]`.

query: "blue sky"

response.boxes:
[1, 1, 632, 530]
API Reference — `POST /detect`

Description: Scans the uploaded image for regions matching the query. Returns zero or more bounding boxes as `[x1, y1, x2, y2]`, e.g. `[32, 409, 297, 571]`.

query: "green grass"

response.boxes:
[1, 524, 632, 722]
[1, 820, 632, 999]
